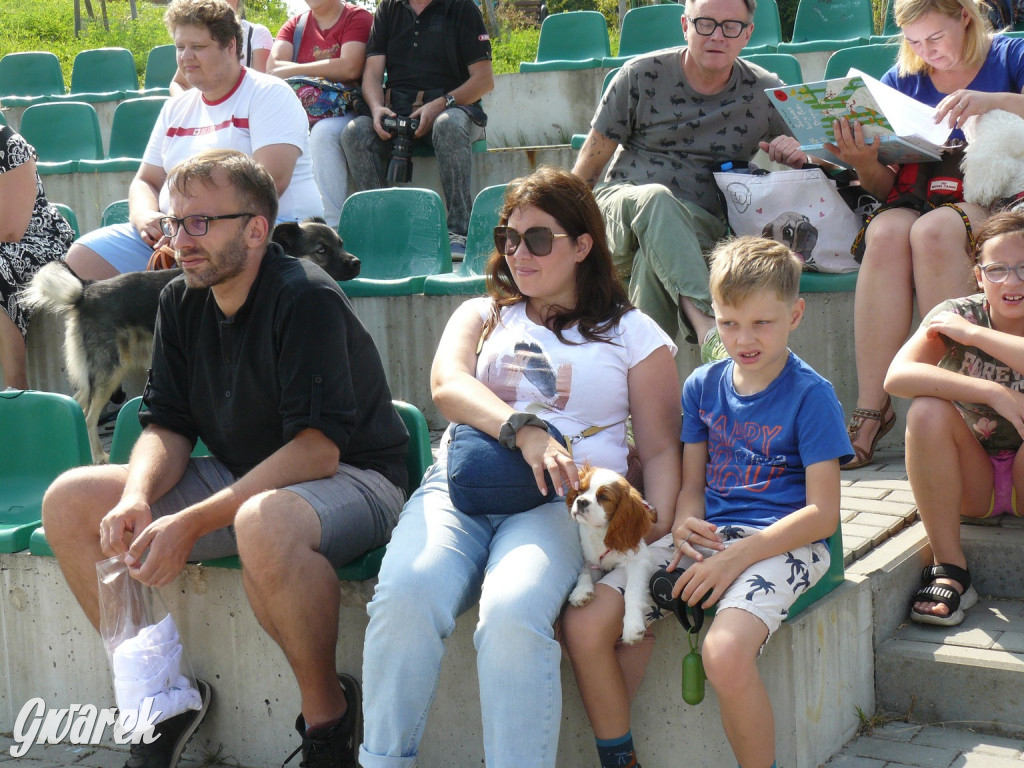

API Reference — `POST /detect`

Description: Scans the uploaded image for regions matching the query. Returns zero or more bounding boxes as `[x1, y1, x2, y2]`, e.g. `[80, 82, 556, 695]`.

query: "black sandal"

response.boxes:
[842, 395, 896, 470]
[910, 563, 978, 627]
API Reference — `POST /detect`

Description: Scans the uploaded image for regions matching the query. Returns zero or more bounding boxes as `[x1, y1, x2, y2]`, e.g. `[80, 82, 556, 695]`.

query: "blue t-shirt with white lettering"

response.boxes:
[681, 352, 853, 529]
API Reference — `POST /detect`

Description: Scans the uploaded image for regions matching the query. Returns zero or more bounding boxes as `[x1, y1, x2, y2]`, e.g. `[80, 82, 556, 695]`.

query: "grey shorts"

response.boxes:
[598, 526, 830, 642]
[150, 456, 406, 568]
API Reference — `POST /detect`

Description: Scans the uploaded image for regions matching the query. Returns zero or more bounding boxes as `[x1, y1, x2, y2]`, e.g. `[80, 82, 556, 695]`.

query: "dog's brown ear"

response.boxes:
[604, 482, 653, 552]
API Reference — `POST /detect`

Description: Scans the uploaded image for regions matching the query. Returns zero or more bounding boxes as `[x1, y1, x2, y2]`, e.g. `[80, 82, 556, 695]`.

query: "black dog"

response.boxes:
[22, 217, 359, 462]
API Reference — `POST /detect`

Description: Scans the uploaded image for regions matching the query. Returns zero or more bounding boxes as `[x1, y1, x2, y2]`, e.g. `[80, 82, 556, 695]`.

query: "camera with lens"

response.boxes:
[381, 114, 420, 184]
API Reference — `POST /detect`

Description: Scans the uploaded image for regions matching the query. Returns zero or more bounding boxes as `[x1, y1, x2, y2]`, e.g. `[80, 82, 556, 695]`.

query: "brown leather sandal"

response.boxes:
[842, 395, 896, 470]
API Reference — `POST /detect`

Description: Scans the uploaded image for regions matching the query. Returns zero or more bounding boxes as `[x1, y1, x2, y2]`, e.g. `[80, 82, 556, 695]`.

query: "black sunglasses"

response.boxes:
[494, 226, 570, 256]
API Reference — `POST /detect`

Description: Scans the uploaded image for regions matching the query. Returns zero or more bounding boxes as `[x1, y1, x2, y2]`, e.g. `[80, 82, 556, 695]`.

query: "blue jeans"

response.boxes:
[359, 455, 583, 768]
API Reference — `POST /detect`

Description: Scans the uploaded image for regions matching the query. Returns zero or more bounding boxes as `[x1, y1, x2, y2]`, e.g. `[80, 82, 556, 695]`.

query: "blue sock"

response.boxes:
[596, 732, 640, 768]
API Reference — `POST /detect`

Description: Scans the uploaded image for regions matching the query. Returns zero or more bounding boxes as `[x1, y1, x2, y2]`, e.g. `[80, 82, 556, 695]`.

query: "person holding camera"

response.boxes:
[339, 0, 493, 255]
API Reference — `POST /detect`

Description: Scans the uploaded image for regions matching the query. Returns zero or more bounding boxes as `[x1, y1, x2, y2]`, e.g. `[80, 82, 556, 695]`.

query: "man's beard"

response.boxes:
[180, 238, 249, 289]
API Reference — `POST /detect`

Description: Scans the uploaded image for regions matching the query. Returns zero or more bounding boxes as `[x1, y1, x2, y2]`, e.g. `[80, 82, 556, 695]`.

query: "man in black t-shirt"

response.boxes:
[340, 0, 494, 254]
[42, 149, 408, 768]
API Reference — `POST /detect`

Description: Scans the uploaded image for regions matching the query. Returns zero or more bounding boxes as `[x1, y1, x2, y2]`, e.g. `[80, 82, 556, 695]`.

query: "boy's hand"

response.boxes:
[670, 517, 723, 567]
[670, 545, 745, 609]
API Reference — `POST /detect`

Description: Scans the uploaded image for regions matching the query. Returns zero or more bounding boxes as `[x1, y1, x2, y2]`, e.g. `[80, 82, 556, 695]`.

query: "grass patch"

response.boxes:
[0, 0, 573, 83]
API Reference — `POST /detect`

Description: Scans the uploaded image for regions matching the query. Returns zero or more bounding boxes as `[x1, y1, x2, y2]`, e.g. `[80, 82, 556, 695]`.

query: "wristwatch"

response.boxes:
[444, 93, 456, 109]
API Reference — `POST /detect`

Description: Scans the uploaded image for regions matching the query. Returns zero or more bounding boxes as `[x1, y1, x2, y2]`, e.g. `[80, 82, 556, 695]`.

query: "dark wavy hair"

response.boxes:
[484, 165, 632, 344]
[165, 0, 244, 55]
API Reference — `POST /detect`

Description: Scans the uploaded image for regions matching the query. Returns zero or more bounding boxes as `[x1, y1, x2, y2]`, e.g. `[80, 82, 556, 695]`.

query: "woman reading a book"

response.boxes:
[830, 0, 1024, 469]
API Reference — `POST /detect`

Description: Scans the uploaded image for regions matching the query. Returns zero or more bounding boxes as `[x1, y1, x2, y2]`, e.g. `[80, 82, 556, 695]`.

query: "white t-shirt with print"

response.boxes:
[468, 297, 676, 474]
[144, 67, 323, 221]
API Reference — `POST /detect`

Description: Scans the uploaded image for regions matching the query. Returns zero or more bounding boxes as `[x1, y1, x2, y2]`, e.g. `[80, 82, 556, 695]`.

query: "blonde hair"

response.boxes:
[709, 236, 802, 306]
[894, 0, 991, 76]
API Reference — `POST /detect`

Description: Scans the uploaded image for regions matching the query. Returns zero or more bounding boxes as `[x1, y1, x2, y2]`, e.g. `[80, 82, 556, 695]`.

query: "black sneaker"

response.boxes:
[123, 679, 212, 768]
[284, 673, 362, 768]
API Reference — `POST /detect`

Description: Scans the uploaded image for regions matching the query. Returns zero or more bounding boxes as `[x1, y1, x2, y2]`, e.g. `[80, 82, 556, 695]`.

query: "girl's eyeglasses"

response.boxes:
[494, 226, 570, 256]
[978, 262, 1024, 283]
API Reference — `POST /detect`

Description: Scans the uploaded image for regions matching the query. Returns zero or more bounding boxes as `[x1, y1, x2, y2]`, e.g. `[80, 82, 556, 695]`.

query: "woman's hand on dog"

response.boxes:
[517, 424, 578, 495]
[826, 118, 880, 169]
[934, 89, 997, 128]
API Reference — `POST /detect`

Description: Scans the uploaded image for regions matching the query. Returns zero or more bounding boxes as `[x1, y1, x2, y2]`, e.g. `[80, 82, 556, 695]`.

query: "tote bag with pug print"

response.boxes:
[713, 166, 863, 273]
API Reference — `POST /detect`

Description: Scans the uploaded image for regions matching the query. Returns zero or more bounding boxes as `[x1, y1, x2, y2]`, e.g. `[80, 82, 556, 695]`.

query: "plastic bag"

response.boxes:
[97, 556, 203, 736]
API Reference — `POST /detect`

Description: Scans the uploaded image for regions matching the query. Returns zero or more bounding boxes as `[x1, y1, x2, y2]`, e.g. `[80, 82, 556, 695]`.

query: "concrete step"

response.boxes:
[875, 523, 1024, 738]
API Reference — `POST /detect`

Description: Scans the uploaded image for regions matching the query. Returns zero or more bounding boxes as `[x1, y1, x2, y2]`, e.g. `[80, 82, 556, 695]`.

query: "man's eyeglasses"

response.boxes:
[687, 16, 750, 37]
[977, 262, 1024, 283]
[494, 226, 570, 256]
[159, 213, 255, 238]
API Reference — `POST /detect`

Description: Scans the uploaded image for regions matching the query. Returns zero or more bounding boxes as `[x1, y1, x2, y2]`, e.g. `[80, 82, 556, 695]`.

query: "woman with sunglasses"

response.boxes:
[886, 211, 1024, 627]
[830, 0, 1024, 470]
[357, 165, 682, 768]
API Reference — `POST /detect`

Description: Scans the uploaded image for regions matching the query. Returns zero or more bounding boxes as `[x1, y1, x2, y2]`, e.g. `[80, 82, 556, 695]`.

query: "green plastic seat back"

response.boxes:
[108, 96, 167, 158]
[742, 53, 803, 84]
[880, 1, 900, 36]
[0, 390, 91, 552]
[534, 11, 611, 62]
[109, 397, 210, 464]
[101, 199, 131, 227]
[392, 400, 432, 495]
[0, 52, 65, 99]
[338, 188, 451, 280]
[748, 0, 783, 49]
[463, 184, 509, 276]
[70, 47, 139, 95]
[19, 101, 104, 162]
[617, 5, 685, 57]
[823, 43, 899, 81]
[144, 45, 178, 90]
[53, 204, 80, 238]
[789, 0, 874, 43]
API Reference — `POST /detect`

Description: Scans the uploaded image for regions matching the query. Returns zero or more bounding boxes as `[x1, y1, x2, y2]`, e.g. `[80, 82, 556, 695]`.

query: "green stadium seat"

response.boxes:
[18, 101, 104, 175]
[338, 187, 452, 297]
[101, 199, 131, 227]
[799, 270, 858, 292]
[0, 112, 5, 126]
[79, 96, 168, 173]
[602, 4, 686, 67]
[870, 0, 901, 43]
[823, 43, 899, 81]
[570, 68, 620, 150]
[0, 52, 66, 107]
[108, 397, 211, 464]
[59, 47, 140, 103]
[777, 0, 873, 54]
[424, 183, 508, 295]
[1, 390, 92, 553]
[53, 204, 80, 239]
[520, 11, 611, 72]
[742, 53, 803, 85]
[744, 0, 783, 54]
[787, 525, 846, 619]
[141, 44, 177, 96]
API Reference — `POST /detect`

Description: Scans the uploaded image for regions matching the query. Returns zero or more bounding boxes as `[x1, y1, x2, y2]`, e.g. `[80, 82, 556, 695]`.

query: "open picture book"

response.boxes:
[764, 68, 954, 166]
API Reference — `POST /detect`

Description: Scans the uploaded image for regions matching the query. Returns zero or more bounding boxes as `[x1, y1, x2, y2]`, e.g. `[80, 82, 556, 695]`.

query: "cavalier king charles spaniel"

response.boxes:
[566, 465, 657, 644]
